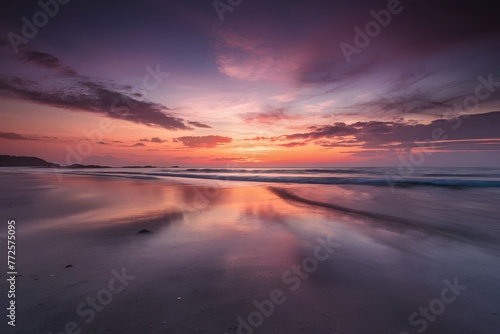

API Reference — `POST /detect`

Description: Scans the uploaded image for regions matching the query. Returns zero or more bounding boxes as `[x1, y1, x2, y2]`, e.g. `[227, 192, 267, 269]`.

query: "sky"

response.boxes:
[1, 0, 500, 167]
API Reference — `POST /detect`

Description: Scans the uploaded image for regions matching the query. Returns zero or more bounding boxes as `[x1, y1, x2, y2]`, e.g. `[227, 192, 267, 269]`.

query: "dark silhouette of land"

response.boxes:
[0, 155, 163, 168]
[0, 155, 60, 167]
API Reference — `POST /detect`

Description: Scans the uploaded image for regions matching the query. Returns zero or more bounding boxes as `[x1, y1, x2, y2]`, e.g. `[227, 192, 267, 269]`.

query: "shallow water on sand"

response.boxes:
[1, 171, 499, 333]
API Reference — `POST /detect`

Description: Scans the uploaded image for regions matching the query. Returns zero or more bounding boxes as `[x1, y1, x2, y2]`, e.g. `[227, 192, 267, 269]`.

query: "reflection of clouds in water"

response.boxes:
[270, 186, 500, 252]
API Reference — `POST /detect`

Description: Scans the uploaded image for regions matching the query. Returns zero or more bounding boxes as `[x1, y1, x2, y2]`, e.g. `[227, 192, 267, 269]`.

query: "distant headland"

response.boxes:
[0, 155, 174, 168]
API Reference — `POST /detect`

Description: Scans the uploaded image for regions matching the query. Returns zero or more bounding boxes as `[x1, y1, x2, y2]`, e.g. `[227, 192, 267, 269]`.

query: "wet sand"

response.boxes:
[1, 171, 499, 333]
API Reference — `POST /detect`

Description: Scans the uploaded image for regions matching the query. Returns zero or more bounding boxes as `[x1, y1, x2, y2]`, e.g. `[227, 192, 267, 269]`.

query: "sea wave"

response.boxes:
[58, 169, 500, 188]
[181, 168, 367, 174]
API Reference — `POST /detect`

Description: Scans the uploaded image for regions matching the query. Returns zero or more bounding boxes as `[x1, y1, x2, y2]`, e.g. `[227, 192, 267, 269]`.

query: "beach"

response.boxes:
[1, 168, 499, 333]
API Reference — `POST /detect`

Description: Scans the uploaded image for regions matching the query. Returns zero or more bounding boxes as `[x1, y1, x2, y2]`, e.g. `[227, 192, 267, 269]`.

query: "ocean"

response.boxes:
[37, 166, 500, 187]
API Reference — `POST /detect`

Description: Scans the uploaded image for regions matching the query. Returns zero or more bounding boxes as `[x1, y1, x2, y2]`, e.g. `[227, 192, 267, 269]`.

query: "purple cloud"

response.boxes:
[0, 50, 210, 131]
[188, 121, 213, 129]
[173, 135, 232, 148]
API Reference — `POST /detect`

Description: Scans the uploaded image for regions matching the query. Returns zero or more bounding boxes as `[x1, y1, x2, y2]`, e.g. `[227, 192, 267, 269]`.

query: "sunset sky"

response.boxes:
[1, 0, 500, 167]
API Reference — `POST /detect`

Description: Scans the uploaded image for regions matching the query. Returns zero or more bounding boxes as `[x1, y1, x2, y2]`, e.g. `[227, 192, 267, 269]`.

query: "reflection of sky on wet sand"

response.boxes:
[3, 172, 499, 333]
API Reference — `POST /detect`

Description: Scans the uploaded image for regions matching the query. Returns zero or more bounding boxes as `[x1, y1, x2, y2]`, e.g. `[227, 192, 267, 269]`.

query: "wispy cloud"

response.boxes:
[188, 121, 212, 129]
[173, 135, 232, 148]
[212, 29, 301, 83]
[0, 49, 209, 131]
[211, 157, 252, 162]
[279, 141, 307, 148]
[151, 137, 167, 143]
[23, 51, 78, 76]
[240, 108, 301, 125]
